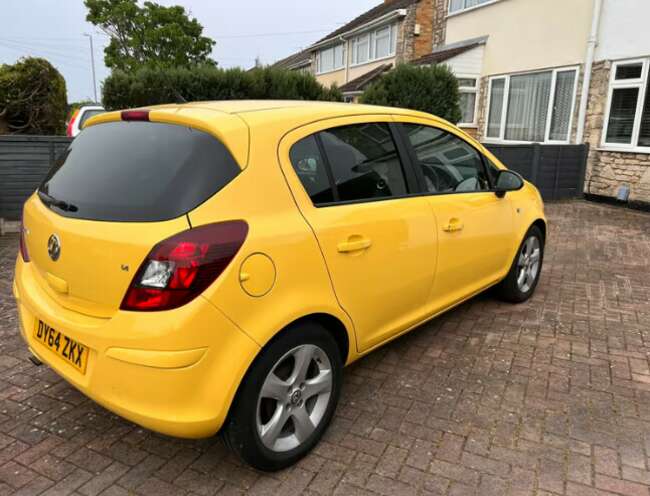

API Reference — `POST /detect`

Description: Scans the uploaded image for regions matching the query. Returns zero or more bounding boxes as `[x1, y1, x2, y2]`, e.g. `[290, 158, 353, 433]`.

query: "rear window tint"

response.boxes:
[40, 121, 240, 222]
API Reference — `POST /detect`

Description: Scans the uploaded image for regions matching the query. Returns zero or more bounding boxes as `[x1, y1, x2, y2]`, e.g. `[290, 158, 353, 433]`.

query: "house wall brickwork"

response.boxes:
[584, 61, 650, 204]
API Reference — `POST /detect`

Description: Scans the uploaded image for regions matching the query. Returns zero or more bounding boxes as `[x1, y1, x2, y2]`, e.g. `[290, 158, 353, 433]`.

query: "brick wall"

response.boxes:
[399, 0, 446, 62]
[584, 61, 650, 204]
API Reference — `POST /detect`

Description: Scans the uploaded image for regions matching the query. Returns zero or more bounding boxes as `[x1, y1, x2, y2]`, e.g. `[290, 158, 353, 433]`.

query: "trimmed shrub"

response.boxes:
[360, 64, 462, 124]
[0, 57, 67, 135]
[103, 65, 342, 110]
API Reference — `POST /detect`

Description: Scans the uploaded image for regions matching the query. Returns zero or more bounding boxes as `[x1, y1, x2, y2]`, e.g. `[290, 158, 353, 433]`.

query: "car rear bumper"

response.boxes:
[13, 257, 260, 438]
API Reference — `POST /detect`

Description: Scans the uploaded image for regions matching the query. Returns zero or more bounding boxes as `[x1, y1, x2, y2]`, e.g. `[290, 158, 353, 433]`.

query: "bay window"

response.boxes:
[486, 67, 578, 143]
[602, 59, 650, 150]
[316, 44, 345, 74]
[351, 24, 397, 66]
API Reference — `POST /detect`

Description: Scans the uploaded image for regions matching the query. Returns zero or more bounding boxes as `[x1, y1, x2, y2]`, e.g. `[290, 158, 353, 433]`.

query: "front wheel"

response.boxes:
[223, 322, 342, 471]
[497, 225, 544, 303]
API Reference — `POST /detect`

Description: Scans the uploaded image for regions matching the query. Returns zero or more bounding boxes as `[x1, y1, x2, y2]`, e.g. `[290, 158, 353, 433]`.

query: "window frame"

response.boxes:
[350, 23, 398, 67]
[457, 76, 479, 127]
[315, 43, 346, 75]
[288, 121, 502, 209]
[484, 66, 580, 145]
[448, 0, 500, 16]
[601, 58, 650, 153]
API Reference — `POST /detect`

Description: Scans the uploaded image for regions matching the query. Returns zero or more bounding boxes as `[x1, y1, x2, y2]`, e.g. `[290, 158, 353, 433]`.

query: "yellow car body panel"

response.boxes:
[14, 100, 546, 439]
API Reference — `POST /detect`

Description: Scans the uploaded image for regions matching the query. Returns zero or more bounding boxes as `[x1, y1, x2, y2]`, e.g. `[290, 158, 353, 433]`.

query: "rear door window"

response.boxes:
[40, 121, 240, 222]
[319, 123, 408, 202]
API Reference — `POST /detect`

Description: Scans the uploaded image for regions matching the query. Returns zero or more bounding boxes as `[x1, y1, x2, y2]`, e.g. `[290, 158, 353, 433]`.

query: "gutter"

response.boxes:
[576, 0, 604, 144]
[309, 9, 407, 51]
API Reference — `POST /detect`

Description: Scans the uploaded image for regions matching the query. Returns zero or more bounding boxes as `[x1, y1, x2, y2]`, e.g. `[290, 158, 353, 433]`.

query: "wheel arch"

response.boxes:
[531, 218, 547, 242]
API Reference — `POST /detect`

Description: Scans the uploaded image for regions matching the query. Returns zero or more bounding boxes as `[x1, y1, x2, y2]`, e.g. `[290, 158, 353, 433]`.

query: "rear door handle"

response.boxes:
[337, 237, 372, 253]
[442, 218, 464, 233]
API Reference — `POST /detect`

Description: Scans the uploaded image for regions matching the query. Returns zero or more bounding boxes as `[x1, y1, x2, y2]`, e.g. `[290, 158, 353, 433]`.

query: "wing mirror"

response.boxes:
[494, 170, 525, 198]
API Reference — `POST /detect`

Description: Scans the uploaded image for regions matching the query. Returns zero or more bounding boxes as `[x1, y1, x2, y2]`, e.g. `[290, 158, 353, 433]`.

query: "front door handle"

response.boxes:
[442, 218, 464, 233]
[337, 236, 372, 253]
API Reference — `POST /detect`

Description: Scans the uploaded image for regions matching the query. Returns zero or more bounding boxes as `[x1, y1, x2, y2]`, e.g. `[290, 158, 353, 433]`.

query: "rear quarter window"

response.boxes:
[40, 121, 240, 222]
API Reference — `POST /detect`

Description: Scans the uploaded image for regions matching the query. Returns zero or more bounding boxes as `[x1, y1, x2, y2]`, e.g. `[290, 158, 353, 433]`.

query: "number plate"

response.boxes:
[33, 319, 88, 374]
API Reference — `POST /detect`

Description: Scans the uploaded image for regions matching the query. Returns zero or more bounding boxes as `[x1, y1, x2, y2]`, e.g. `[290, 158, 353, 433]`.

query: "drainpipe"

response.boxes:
[340, 36, 350, 83]
[576, 0, 604, 144]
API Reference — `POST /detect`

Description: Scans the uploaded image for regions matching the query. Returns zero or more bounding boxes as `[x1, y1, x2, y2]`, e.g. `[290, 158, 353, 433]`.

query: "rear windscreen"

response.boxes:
[40, 121, 241, 222]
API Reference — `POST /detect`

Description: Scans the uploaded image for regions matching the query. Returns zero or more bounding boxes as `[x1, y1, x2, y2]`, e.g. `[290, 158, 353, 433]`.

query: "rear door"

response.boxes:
[395, 119, 515, 313]
[280, 116, 438, 352]
[23, 119, 242, 317]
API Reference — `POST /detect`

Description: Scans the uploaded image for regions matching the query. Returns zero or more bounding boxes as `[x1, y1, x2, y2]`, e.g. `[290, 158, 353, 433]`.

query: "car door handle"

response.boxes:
[337, 237, 372, 253]
[442, 218, 464, 233]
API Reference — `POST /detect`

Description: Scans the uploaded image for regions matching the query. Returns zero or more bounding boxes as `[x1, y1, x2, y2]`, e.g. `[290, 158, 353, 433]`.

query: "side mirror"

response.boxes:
[494, 170, 524, 198]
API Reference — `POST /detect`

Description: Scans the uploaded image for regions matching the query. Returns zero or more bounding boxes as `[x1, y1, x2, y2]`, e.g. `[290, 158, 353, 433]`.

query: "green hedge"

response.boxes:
[103, 65, 342, 110]
[361, 64, 462, 124]
[0, 57, 67, 135]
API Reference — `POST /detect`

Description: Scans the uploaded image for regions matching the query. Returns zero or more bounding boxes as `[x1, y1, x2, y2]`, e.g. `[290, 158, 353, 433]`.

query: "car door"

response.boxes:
[395, 118, 515, 314]
[280, 116, 438, 353]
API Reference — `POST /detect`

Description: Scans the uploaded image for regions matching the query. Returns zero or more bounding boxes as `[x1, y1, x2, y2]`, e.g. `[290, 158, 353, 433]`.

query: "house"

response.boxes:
[275, 0, 650, 206]
[583, 0, 650, 206]
[274, 0, 447, 101]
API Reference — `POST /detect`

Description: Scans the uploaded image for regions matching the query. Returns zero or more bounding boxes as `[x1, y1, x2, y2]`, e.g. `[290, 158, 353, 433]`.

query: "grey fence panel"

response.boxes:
[484, 143, 588, 201]
[0, 136, 72, 220]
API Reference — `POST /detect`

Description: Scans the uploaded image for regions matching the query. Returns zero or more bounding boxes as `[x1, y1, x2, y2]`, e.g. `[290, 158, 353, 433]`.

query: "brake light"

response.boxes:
[66, 109, 79, 137]
[120, 221, 248, 311]
[19, 220, 30, 262]
[121, 110, 150, 122]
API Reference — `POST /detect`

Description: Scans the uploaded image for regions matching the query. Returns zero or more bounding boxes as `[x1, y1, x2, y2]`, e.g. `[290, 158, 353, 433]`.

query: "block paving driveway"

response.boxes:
[0, 201, 650, 495]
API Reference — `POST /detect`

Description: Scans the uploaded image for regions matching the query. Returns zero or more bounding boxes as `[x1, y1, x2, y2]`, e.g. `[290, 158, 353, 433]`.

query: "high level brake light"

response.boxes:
[121, 221, 248, 311]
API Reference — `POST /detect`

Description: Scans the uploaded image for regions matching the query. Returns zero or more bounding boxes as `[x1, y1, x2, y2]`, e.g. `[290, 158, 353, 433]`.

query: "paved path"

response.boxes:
[0, 201, 650, 495]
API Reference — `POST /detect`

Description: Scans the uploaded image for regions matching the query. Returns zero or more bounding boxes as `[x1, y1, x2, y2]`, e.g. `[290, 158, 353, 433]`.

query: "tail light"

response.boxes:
[66, 109, 79, 137]
[121, 221, 248, 312]
[19, 220, 30, 262]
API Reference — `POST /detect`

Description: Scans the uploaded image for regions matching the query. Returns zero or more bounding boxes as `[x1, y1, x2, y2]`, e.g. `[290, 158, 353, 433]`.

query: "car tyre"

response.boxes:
[497, 225, 544, 303]
[223, 321, 342, 471]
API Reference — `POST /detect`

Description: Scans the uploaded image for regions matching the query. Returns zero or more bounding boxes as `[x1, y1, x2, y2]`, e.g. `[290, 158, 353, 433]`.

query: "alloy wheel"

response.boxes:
[256, 344, 333, 452]
[516, 235, 541, 293]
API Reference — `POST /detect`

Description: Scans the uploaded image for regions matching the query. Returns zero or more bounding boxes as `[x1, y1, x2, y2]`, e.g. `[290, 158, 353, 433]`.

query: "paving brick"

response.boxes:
[0, 201, 649, 494]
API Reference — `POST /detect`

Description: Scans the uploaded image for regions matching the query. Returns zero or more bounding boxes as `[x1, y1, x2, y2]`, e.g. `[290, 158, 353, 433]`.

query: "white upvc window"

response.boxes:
[448, 0, 497, 15]
[316, 44, 345, 74]
[457, 77, 479, 126]
[601, 58, 650, 152]
[485, 66, 579, 144]
[351, 23, 397, 66]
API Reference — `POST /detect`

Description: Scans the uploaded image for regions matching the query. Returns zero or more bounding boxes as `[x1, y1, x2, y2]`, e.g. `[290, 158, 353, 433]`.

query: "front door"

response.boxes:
[282, 118, 438, 352]
[396, 120, 515, 313]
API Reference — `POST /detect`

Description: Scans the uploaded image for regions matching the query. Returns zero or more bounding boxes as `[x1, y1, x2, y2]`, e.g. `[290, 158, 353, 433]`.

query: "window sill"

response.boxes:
[597, 146, 650, 155]
[350, 54, 395, 69]
[315, 67, 345, 76]
[483, 138, 572, 145]
[458, 123, 477, 128]
[447, 0, 503, 19]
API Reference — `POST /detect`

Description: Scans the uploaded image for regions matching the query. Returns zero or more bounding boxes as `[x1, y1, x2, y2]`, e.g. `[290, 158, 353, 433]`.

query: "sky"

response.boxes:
[1, 0, 378, 103]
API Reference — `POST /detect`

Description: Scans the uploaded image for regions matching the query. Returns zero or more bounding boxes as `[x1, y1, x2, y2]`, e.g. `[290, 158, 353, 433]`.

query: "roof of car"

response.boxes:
[147, 99, 437, 118]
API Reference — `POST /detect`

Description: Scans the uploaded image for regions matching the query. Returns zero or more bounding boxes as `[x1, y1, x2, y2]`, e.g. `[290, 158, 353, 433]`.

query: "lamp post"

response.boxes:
[83, 33, 98, 103]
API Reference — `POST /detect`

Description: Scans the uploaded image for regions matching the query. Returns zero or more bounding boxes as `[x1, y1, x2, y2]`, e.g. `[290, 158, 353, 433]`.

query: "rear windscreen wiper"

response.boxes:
[38, 191, 79, 212]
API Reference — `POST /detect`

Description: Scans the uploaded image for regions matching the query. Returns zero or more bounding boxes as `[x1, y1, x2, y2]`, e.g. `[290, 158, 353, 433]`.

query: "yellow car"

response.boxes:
[13, 101, 545, 470]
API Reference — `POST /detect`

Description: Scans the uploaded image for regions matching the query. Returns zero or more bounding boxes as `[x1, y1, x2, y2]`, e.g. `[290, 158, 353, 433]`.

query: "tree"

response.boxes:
[361, 64, 462, 124]
[0, 57, 67, 135]
[85, 0, 216, 72]
[102, 65, 342, 110]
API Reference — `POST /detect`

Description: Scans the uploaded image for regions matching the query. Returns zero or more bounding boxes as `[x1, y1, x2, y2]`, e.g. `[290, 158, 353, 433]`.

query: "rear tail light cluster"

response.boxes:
[19, 220, 30, 262]
[121, 221, 248, 312]
[66, 109, 79, 137]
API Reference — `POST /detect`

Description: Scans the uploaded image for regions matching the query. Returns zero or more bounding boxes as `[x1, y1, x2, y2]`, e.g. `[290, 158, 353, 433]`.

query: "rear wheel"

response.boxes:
[223, 322, 342, 471]
[497, 225, 544, 303]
